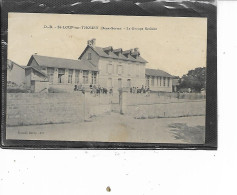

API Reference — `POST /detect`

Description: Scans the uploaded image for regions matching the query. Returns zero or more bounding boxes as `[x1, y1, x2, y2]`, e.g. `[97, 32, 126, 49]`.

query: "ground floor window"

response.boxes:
[151, 76, 155, 86]
[108, 78, 112, 88]
[92, 72, 97, 84]
[58, 68, 65, 83]
[47, 67, 54, 83]
[167, 78, 170, 87]
[83, 71, 89, 84]
[163, 77, 166, 86]
[127, 79, 131, 88]
[68, 69, 73, 84]
[75, 70, 79, 84]
[146, 77, 149, 87]
[160, 77, 162, 86]
[118, 78, 122, 88]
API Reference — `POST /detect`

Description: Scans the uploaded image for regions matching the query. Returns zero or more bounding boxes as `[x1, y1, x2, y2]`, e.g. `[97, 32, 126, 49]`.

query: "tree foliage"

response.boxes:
[179, 67, 206, 92]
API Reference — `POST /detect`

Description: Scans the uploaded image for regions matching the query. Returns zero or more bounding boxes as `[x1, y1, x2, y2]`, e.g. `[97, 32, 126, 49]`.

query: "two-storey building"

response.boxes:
[79, 39, 147, 91]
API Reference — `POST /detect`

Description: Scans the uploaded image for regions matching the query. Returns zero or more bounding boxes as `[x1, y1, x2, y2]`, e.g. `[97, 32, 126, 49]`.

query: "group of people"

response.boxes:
[74, 84, 150, 96]
[74, 84, 113, 95]
[130, 85, 150, 95]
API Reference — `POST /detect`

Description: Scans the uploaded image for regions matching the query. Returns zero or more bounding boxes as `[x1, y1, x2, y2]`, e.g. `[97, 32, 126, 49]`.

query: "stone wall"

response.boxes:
[127, 100, 205, 119]
[6, 93, 112, 126]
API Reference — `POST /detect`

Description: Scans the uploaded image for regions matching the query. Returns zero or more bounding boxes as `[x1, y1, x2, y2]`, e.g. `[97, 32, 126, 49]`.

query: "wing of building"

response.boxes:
[145, 68, 173, 92]
[21, 38, 173, 92]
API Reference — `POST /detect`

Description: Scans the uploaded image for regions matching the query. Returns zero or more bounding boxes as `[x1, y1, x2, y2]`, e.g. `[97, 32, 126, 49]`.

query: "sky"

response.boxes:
[8, 13, 207, 77]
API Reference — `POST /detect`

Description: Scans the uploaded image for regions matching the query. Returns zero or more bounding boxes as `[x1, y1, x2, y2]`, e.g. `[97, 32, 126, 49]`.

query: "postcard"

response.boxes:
[4, 12, 210, 146]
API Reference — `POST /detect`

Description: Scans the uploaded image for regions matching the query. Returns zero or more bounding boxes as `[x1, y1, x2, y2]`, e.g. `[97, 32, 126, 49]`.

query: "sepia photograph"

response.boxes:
[6, 13, 207, 144]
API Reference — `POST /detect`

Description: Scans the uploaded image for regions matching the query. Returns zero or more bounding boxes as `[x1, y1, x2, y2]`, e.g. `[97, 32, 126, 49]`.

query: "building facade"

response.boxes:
[20, 38, 174, 93]
[145, 69, 173, 92]
[79, 39, 147, 91]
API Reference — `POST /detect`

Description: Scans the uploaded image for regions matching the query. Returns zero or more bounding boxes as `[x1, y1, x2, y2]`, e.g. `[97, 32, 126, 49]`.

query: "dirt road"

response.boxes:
[6, 113, 205, 144]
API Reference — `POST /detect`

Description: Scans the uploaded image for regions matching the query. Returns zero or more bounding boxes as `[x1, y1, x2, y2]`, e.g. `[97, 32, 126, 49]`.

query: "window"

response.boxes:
[107, 64, 113, 74]
[167, 78, 170, 87]
[136, 64, 139, 77]
[88, 53, 92, 60]
[58, 68, 65, 83]
[47, 67, 54, 83]
[108, 78, 112, 88]
[83, 71, 89, 84]
[163, 77, 166, 86]
[68, 69, 73, 84]
[117, 65, 122, 75]
[160, 77, 162, 86]
[157, 77, 159, 86]
[127, 79, 131, 88]
[151, 77, 154, 86]
[128, 64, 131, 76]
[92, 72, 97, 84]
[75, 70, 79, 84]
[118, 78, 122, 88]
[146, 77, 150, 87]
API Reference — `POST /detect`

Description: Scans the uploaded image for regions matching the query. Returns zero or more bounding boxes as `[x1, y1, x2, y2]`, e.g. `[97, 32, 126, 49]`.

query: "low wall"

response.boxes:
[127, 100, 205, 119]
[6, 93, 111, 126]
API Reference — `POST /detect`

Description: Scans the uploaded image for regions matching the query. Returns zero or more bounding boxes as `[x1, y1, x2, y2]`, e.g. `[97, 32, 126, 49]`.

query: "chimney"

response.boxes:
[134, 48, 140, 55]
[87, 38, 96, 48]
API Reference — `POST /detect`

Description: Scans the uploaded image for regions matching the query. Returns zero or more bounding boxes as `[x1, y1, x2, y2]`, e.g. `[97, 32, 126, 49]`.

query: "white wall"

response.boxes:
[98, 58, 146, 89]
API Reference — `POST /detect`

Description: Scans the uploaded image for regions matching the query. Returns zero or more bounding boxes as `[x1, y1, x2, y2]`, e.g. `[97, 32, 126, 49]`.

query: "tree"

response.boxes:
[179, 67, 206, 92]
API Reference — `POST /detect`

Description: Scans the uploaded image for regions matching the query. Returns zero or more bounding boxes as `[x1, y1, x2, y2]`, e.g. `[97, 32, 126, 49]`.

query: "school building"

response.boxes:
[9, 39, 173, 92]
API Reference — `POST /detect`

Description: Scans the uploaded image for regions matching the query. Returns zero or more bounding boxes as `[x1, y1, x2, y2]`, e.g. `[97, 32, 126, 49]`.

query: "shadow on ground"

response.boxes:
[168, 123, 205, 144]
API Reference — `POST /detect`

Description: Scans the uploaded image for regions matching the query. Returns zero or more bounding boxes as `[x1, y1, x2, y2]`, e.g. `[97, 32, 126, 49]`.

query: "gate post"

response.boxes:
[118, 87, 129, 115]
[83, 86, 91, 121]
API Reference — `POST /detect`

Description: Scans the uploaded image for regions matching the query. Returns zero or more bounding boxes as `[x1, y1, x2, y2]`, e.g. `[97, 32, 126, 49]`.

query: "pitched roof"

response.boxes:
[145, 68, 172, 78]
[24, 66, 48, 77]
[7, 59, 24, 70]
[31, 55, 98, 71]
[79, 46, 148, 63]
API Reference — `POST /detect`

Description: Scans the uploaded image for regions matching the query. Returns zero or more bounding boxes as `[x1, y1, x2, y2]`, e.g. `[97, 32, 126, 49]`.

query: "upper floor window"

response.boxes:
[117, 65, 122, 75]
[107, 64, 113, 74]
[136, 64, 139, 77]
[88, 53, 92, 60]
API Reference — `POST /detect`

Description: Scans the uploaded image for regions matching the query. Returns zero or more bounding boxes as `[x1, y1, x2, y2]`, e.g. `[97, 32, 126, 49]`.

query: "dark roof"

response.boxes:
[31, 55, 98, 71]
[145, 68, 172, 78]
[79, 46, 148, 63]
